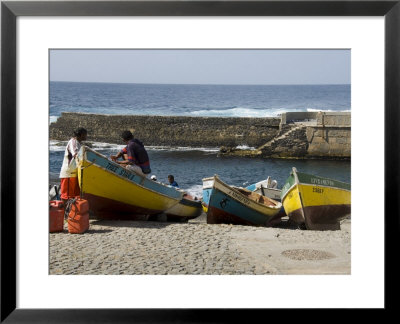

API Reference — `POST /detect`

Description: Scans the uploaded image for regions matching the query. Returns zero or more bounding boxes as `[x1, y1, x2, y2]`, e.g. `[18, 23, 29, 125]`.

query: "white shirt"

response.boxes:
[59, 138, 81, 178]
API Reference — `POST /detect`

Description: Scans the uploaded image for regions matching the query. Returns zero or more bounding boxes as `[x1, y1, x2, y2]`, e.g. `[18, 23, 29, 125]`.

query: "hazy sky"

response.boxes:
[50, 49, 350, 85]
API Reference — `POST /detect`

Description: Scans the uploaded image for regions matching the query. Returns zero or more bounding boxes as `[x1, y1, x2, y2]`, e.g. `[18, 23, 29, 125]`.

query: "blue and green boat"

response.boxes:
[202, 176, 281, 213]
[206, 175, 282, 226]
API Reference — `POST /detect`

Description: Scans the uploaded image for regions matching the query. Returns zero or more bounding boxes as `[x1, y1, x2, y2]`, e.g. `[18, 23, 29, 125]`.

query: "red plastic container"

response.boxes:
[68, 198, 90, 234]
[49, 200, 64, 233]
[68, 212, 89, 234]
[69, 198, 89, 215]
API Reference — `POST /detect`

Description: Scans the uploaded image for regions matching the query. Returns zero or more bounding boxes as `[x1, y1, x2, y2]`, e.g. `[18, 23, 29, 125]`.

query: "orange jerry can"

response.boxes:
[68, 198, 89, 234]
[49, 200, 64, 233]
[69, 198, 89, 215]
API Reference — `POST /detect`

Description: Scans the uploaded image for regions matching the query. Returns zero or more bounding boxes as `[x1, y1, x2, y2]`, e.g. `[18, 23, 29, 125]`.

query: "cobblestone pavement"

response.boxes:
[49, 214, 351, 275]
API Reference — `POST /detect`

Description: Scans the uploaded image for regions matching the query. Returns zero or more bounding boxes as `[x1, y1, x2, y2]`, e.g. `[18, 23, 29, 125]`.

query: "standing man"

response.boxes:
[111, 130, 151, 177]
[59, 127, 87, 205]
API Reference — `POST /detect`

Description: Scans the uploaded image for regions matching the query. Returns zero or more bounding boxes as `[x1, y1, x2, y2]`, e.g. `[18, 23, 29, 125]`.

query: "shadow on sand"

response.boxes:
[89, 219, 174, 229]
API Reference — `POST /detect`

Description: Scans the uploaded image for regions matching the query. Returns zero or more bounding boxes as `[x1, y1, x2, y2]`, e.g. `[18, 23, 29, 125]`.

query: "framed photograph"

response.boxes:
[1, 0, 398, 321]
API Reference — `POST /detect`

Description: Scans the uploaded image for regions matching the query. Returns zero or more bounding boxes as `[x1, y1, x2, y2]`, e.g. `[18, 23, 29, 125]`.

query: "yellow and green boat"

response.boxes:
[280, 167, 351, 230]
[77, 146, 201, 220]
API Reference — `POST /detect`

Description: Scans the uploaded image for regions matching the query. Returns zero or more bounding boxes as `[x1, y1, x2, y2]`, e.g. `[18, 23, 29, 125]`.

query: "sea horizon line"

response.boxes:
[50, 80, 351, 87]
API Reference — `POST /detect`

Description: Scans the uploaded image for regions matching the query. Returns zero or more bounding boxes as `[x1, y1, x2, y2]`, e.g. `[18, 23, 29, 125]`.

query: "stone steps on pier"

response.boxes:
[257, 123, 307, 151]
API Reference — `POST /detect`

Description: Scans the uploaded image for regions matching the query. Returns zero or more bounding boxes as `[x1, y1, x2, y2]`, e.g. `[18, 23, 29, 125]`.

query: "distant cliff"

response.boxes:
[49, 112, 350, 159]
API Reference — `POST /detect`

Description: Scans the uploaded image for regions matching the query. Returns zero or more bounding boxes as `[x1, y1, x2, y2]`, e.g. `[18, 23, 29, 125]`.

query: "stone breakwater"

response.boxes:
[50, 112, 280, 148]
[49, 111, 351, 159]
[49, 215, 351, 275]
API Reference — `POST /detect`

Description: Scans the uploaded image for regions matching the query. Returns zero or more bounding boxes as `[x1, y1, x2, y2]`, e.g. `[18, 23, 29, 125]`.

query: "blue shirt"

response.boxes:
[170, 181, 179, 188]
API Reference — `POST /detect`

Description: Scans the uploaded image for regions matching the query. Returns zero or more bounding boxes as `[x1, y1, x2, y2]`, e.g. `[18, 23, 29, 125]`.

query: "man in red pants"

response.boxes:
[59, 127, 87, 205]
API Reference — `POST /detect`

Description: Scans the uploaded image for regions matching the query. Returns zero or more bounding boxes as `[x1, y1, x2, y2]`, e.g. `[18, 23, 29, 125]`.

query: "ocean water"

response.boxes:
[49, 82, 351, 197]
[50, 82, 350, 122]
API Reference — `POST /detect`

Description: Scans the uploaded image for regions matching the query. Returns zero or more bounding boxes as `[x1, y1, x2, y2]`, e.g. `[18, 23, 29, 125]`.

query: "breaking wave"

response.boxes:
[49, 140, 219, 153]
[190, 107, 286, 118]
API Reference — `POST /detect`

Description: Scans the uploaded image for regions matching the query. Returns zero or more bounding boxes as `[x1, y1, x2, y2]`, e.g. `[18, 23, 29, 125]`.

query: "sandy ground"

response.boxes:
[49, 213, 351, 275]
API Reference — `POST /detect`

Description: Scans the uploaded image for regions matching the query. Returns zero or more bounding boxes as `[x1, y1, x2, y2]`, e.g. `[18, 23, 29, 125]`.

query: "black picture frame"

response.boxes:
[1, 0, 398, 322]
